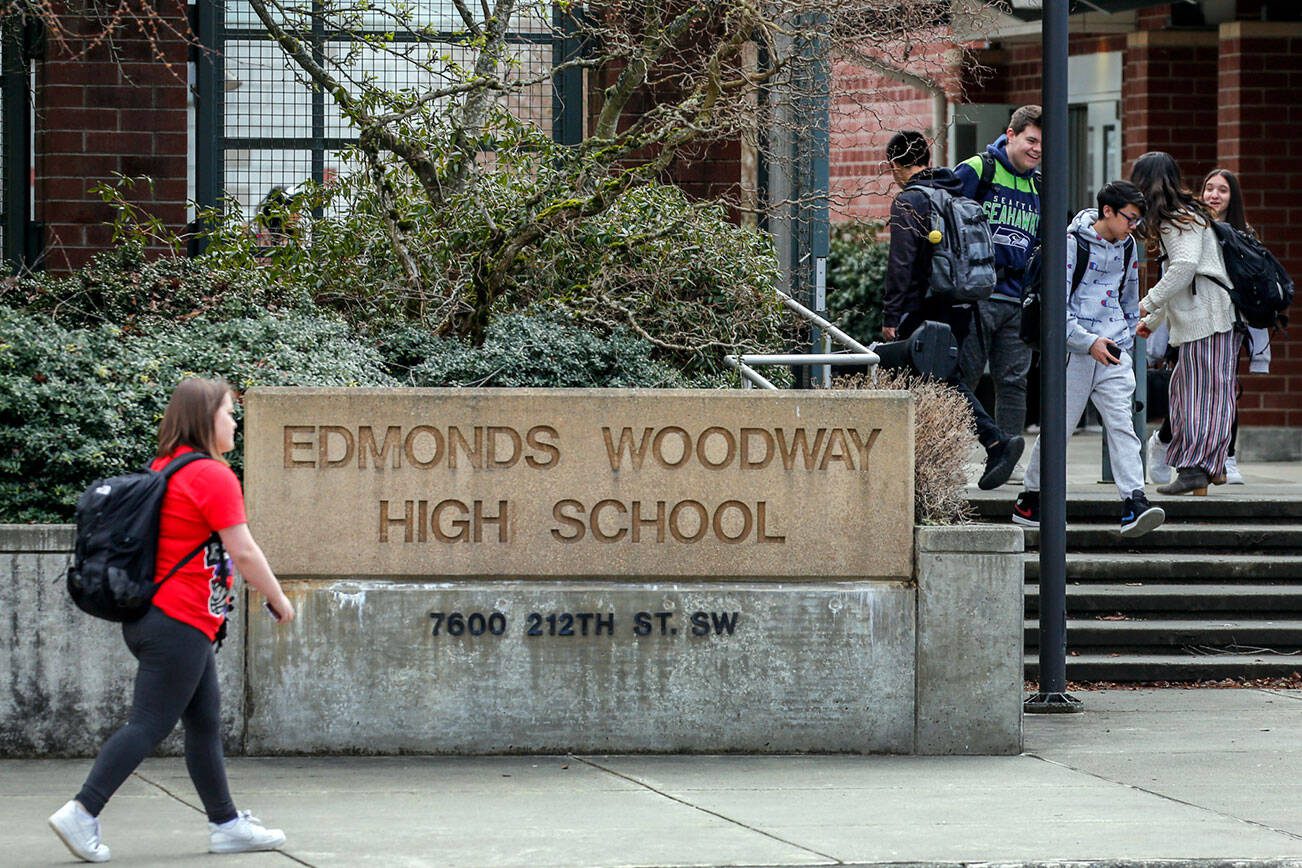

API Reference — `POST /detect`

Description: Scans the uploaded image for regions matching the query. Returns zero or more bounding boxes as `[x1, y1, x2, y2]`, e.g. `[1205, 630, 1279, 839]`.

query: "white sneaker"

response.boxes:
[1225, 454, 1245, 484]
[48, 800, 111, 863]
[1147, 431, 1172, 484]
[209, 810, 286, 854]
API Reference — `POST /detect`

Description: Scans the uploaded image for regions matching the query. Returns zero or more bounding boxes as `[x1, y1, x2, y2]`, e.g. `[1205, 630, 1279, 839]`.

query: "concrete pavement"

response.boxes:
[967, 428, 1302, 492]
[4, 689, 1301, 866]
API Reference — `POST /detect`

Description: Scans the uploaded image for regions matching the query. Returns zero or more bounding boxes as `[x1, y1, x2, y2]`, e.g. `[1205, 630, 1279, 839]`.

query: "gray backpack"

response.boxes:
[920, 187, 997, 304]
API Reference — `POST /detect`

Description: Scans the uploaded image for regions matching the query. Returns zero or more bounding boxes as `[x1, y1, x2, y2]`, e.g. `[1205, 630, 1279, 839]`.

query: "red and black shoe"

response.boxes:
[1010, 490, 1040, 528]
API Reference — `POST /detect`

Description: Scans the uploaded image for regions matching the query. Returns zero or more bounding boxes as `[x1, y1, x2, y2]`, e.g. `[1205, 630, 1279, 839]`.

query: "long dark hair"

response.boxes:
[1200, 167, 1253, 235]
[1129, 151, 1211, 247]
[156, 377, 233, 461]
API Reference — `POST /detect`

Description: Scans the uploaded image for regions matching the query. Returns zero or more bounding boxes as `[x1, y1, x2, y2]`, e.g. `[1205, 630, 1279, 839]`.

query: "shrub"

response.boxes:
[0, 309, 395, 522]
[834, 369, 975, 525]
[406, 310, 694, 389]
[66, 175, 790, 379]
[0, 241, 311, 330]
[0, 307, 700, 522]
[826, 220, 888, 344]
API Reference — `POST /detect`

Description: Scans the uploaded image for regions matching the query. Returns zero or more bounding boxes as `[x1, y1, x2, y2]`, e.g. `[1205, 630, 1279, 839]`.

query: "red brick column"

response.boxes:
[1121, 30, 1219, 171]
[1120, 30, 1218, 322]
[1217, 21, 1302, 428]
[36, 4, 191, 271]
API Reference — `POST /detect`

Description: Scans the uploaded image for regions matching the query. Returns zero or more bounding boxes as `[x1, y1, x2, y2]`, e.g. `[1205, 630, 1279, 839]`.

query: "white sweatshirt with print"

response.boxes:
[1065, 208, 1140, 355]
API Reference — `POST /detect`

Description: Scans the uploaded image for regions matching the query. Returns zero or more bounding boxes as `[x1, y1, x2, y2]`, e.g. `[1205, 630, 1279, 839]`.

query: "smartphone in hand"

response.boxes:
[263, 600, 282, 622]
[1104, 340, 1122, 364]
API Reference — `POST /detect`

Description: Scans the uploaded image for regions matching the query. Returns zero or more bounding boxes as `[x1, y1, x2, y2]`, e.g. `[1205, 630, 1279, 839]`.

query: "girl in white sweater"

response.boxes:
[1132, 152, 1239, 496]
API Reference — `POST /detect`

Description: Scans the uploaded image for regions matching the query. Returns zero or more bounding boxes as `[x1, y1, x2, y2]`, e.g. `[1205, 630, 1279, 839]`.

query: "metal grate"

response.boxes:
[199, 0, 566, 218]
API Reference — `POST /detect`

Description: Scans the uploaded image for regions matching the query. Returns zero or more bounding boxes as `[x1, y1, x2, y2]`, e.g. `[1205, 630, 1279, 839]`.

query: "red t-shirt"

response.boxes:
[149, 447, 246, 640]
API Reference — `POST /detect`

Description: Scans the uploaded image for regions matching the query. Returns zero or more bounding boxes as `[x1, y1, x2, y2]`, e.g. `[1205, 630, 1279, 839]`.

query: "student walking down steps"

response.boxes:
[1011, 181, 1165, 538]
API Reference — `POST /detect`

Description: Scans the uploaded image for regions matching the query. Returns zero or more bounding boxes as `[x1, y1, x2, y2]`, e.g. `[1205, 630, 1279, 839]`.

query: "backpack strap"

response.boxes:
[160, 534, 217, 583]
[152, 451, 217, 586]
[1069, 232, 1091, 295]
[973, 152, 998, 203]
[154, 451, 210, 479]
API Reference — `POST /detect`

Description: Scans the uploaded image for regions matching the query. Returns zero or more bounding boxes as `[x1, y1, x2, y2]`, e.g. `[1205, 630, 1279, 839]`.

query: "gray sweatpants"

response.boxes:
[960, 296, 1032, 437]
[1023, 350, 1144, 500]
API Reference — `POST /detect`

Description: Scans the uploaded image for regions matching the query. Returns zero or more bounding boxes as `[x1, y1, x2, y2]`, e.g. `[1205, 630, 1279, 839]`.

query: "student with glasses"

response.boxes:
[1012, 180, 1164, 537]
[1131, 152, 1240, 496]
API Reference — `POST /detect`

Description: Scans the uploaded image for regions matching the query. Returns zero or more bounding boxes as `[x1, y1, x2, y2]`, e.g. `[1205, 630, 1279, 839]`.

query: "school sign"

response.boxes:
[237, 388, 1022, 755]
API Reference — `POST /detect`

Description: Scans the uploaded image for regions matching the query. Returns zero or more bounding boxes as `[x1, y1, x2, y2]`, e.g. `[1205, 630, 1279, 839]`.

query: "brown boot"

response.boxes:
[1157, 467, 1210, 496]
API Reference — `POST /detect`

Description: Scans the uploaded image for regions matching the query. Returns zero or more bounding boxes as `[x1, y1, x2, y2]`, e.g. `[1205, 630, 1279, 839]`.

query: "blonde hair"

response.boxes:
[156, 377, 234, 460]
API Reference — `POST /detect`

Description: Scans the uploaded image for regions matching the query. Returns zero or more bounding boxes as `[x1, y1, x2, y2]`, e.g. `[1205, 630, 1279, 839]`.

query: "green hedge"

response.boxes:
[826, 220, 888, 344]
[0, 308, 694, 522]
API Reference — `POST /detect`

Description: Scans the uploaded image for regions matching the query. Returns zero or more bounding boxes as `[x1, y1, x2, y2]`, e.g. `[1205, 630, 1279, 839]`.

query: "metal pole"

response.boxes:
[788, 13, 829, 388]
[1026, 0, 1082, 714]
[551, 3, 583, 146]
[810, 26, 829, 388]
[1, 19, 31, 271]
[193, 0, 224, 253]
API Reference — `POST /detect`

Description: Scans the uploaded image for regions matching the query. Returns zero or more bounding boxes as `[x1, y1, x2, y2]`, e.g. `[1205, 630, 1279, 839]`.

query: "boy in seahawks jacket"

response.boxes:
[1011, 180, 1165, 538]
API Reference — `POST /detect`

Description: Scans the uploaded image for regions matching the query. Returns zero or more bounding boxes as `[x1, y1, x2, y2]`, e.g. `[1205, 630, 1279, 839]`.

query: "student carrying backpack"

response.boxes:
[880, 130, 1024, 491]
[1020, 232, 1134, 348]
[1012, 182, 1163, 538]
[49, 378, 294, 864]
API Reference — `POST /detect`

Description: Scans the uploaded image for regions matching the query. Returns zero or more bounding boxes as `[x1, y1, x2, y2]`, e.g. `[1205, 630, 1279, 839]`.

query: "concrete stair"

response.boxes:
[970, 492, 1302, 681]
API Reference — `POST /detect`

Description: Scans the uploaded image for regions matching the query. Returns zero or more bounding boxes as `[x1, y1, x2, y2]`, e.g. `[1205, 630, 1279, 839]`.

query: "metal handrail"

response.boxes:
[724, 289, 879, 389]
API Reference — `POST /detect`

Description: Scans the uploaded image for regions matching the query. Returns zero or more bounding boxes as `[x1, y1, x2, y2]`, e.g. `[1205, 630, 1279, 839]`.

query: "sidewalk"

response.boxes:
[967, 428, 1302, 493]
[5, 689, 1301, 866]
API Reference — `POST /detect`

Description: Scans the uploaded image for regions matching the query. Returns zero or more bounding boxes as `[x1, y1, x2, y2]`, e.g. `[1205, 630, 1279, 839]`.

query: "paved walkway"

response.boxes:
[6, 689, 1301, 866]
[967, 428, 1302, 493]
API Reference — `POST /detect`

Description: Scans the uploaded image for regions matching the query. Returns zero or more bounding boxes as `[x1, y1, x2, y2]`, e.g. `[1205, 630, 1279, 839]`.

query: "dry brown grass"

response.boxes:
[834, 369, 976, 526]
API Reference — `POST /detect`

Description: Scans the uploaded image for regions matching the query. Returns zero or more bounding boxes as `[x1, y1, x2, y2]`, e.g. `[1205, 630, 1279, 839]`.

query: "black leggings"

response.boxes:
[76, 607, 237, 824]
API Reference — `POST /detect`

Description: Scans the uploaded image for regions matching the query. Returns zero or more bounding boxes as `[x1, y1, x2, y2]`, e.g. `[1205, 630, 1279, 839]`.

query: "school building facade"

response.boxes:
[833, 0, 1302, 431]
[4, 0, 1299, 430]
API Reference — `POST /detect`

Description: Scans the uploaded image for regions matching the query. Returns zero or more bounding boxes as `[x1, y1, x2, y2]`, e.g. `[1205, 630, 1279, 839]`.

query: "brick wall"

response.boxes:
[830, 46, 965, 224]
[829, 67, 934, 224]
[1120, 31, 1219, 171]
[36, 5, 190, 270]
[1216, 21, 1302, 427]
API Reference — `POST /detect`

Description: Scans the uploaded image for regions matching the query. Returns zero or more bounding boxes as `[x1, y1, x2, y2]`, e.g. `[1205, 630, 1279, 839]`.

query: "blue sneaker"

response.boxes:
[1121, 490, 1164, 538]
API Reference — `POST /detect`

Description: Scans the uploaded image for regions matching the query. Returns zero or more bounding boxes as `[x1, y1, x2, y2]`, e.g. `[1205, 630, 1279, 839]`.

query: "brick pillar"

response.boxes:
[1218, 21, 1302, 428]
[36, 4, 190, 271]
[1121, 30, 1218, 313]
[1121, 30, 1219, 171]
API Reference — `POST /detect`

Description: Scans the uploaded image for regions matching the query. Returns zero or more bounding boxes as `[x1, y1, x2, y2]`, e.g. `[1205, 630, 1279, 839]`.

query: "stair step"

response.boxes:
[972, 493, 1302, 521]
[1024, 583, 1302, 613]
[1025, 618, 1302, 647]
[1023, 552, 1302, 582]
[1025, 652, 1302, 681]
[1022, 523, 1302, 551]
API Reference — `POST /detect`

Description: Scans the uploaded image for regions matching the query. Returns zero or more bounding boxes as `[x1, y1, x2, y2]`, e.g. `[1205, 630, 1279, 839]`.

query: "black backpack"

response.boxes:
[1020, 232, 1133, 348]
[1206, 221, 1293, 330]
[67, 452, 216, 622]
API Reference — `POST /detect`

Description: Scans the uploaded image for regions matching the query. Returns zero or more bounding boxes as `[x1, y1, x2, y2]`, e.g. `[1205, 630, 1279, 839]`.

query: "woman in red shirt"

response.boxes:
[49, 378, 296, 863]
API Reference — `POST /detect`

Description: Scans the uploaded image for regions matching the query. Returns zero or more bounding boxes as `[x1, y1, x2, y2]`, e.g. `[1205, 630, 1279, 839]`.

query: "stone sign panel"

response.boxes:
[243, 388, 914, 581]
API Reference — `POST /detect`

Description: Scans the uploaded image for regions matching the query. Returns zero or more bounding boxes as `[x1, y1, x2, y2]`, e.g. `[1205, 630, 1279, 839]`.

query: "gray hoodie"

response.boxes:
[1065, 208, 1140, 355]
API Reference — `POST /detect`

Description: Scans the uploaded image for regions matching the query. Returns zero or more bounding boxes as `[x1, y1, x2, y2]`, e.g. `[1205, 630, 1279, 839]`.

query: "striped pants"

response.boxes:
[1166, 329, 1241, 475]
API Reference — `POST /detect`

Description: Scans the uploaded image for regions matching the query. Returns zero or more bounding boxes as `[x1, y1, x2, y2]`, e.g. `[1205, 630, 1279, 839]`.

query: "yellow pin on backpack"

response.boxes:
[928, 229, 943, 244]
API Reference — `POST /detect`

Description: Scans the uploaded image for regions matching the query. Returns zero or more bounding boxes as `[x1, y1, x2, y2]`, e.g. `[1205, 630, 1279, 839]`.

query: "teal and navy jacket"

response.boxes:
[954, 135, 1041, 301]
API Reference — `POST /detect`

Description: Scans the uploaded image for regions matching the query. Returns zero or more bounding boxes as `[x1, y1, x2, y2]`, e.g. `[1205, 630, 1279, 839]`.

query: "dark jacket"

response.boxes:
[882, 167, 966, 330]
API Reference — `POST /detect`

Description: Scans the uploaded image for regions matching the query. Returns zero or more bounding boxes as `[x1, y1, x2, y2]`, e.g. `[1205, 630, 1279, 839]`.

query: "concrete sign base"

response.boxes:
[245, 581, 917, 754]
